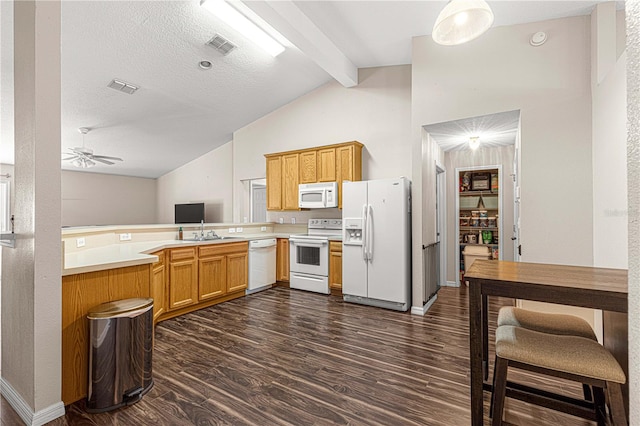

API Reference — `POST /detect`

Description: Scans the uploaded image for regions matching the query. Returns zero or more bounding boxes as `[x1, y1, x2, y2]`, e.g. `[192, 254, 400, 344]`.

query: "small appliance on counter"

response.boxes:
[289, 219, 342, 294]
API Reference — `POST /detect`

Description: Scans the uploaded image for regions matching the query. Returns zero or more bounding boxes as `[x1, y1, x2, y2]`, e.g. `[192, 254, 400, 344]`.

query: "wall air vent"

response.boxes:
[206, 34, 237, 55]
[107, 79, 140, 95]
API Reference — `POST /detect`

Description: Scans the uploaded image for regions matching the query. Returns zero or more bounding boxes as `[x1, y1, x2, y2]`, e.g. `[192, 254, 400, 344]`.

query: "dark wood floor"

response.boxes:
[2, 285, 597, 425]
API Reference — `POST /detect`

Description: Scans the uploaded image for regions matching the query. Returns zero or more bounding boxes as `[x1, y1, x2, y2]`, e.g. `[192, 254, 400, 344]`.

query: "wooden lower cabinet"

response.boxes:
[168, 247, 198, 310]
[276, 238, 290, 281]
[198, 255, 226, 300]
[151, 251, 167, 322]
[227, 252, 249, 292]
[62, 264, 151, 405]
[329, 241, 342, 290]
[199, 242, 248, 298]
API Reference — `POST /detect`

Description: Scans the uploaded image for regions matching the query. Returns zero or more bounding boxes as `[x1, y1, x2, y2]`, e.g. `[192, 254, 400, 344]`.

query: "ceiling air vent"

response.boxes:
[206, 34, 237, 55]
[107, 79, 139, 95]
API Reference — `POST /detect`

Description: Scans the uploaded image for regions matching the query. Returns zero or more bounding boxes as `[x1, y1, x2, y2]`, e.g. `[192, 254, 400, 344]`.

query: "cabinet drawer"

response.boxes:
[199, 241, 248, 258]
[170, 247, 196, 261]
[330, 241, 342, 252]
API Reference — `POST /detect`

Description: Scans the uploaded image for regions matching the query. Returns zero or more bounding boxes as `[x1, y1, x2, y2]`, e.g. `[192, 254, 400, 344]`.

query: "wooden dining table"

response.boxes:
[466, 260, 628, 425]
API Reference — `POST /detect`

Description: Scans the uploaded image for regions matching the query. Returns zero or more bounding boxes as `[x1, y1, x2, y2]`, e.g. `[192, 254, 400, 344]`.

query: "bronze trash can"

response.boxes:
[86, 298, 154, 413]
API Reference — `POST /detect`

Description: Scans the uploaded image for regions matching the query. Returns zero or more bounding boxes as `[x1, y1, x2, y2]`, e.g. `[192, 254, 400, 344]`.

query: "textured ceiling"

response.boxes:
[0, 1, 620, 178]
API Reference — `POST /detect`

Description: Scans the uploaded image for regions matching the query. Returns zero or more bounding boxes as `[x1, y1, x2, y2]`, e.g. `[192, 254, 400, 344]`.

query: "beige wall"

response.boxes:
[62, 170, 156, 227]
[412, 16, 593, 280]
[444, 146, 515, 283]
[232, 65, 412, 224]
[156, 142, 233, 224]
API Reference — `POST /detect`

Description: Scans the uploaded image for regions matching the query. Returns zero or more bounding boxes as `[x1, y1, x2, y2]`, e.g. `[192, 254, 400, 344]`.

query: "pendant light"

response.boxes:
[432, 0, 494, 46]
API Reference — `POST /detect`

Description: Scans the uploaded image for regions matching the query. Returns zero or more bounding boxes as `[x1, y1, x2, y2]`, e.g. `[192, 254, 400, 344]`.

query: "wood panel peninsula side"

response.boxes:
[265, 141, 363, 210]
[62, 240, 249, 406]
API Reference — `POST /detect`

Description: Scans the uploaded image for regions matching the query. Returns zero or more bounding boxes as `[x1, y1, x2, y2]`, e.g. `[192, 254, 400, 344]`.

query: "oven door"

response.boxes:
[289, 237, 329, 276]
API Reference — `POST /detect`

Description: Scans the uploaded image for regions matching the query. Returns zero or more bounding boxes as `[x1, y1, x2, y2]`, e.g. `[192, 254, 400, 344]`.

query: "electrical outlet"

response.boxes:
[279, 218, 284, 224]
[261, 226, 267, 232]
[291, 218, 296, 224]
[236, 227, 243, 233]
[76, 237, 85, 248]
[119, 233, 132, 241]
[229, 228, 236, 233]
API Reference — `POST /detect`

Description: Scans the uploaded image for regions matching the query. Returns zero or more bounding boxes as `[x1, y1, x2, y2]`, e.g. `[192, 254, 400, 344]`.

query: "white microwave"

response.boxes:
[299, 182, 338, 209]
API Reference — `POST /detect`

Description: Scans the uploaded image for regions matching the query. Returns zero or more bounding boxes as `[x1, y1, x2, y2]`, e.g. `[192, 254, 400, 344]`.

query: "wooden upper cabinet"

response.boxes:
[265, 141, 362, 210]
[336, 143, 363, 209]
[282, 153, 300, 211]
[299, 150, 317, 184]
[317, 148, 336, 182]
[266, 156, 283, 210]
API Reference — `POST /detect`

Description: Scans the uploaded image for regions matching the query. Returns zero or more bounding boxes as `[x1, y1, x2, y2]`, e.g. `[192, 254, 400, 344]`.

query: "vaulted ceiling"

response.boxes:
[0, 1, 618, 178]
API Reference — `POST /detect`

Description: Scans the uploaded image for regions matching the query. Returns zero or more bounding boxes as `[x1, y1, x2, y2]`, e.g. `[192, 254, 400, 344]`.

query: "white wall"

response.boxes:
[62, 170, 156, 227]
[626, 2, 640, 422]
[444, 145, 515, 283]
[232, 65, 412, 224]
[593, 53, 627, 269]
[413, 15, 593, 271]
[156, 142, 233, 224]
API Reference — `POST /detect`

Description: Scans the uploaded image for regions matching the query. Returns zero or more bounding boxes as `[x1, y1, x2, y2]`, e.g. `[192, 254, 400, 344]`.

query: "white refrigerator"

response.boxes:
[342, 177, 411, 311]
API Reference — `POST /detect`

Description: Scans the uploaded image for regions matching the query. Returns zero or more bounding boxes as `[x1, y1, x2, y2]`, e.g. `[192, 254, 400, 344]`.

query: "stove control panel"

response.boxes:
[308, 218, 342, 230]
[343, 218, 363, 246]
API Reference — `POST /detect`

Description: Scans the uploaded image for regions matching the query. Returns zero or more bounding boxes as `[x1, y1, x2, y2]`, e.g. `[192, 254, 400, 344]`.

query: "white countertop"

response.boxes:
[63, 233, 291, 276]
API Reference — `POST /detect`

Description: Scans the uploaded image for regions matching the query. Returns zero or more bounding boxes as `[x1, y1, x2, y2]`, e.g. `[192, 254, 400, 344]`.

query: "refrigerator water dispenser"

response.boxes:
[343, 218, 363, 245]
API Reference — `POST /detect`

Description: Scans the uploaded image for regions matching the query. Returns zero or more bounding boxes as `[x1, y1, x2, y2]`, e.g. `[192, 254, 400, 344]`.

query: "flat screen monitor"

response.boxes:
[175, 203, 205, 224]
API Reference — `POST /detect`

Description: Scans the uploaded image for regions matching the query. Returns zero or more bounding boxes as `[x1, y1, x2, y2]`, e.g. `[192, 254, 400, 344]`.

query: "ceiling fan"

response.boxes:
[63, 127, 123, 168]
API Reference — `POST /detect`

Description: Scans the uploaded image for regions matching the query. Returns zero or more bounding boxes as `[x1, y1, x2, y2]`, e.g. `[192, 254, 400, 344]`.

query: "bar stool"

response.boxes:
[497, 306, 597, 340]
[491, 325, 627, 426]
[496, 306, 598, 401]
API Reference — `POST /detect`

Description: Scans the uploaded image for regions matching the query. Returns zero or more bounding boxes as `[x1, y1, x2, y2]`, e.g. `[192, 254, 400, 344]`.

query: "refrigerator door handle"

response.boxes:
[367, 204, 373, 261]
[362, 204, 368, 260]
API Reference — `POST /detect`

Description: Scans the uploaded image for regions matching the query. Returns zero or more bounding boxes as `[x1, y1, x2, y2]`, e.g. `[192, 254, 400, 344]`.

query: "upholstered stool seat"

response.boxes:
[491, 325, 627, 426]
[497, 306, 597, 340]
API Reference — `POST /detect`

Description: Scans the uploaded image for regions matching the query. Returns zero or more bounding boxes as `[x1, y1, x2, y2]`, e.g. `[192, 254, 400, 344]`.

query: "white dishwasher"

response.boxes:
[247, 238, 277, 295]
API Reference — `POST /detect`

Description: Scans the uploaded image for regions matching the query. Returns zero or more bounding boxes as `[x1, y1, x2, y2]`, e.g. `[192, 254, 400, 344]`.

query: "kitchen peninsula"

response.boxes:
[61, 222, 303, 405]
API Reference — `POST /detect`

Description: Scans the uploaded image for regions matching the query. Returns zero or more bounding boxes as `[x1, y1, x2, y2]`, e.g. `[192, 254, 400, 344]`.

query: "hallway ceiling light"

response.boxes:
[469, 136, 480, 150]
[200, 0, 285, 57]
[432, 0, 494, 46]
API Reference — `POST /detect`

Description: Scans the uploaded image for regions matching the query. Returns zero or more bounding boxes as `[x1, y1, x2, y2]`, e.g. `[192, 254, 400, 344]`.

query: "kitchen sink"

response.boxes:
[181, 236, 243, 242]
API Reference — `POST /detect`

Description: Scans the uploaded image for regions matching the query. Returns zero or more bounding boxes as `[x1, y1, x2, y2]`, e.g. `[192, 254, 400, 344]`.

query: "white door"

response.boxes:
[367, 178, 409, 303]
[342, 181, 368, 297]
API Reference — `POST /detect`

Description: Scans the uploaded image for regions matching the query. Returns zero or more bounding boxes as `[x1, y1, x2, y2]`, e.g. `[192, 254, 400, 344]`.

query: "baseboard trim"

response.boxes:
[410, 294, 438, 316]
[441, 281, 459, 287]
[1, 377, 65, 426]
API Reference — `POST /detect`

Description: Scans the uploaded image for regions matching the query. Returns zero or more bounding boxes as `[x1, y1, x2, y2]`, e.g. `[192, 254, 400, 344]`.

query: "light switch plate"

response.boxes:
[119, 233, 132, 241]
[236, 227, 243, 233]
[229, 228, 236, 233]
[76, 237, 85, 248]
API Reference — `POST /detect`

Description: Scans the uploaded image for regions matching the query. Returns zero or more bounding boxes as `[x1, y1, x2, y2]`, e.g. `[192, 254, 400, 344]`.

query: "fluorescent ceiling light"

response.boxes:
[200, 0, 285, 57]
[432, 0, 494, 46]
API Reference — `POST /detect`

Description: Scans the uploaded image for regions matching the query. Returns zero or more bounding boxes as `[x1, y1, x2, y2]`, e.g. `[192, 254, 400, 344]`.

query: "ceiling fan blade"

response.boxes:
[92, 158, 115, 165]
[92, 155, 123, 161]
[62, 156, 79, 161]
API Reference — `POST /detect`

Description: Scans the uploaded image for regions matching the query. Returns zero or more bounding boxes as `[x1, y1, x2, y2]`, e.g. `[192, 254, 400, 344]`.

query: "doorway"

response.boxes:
[424, 109, 520, 287]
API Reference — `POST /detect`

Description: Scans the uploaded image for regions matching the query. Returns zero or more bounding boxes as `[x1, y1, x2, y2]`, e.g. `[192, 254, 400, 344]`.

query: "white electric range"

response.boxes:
[289, 219, 342, 294]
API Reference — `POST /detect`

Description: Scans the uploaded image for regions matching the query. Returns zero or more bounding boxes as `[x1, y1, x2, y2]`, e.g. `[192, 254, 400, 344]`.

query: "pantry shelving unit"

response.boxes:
[456, 166, 503, 284]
